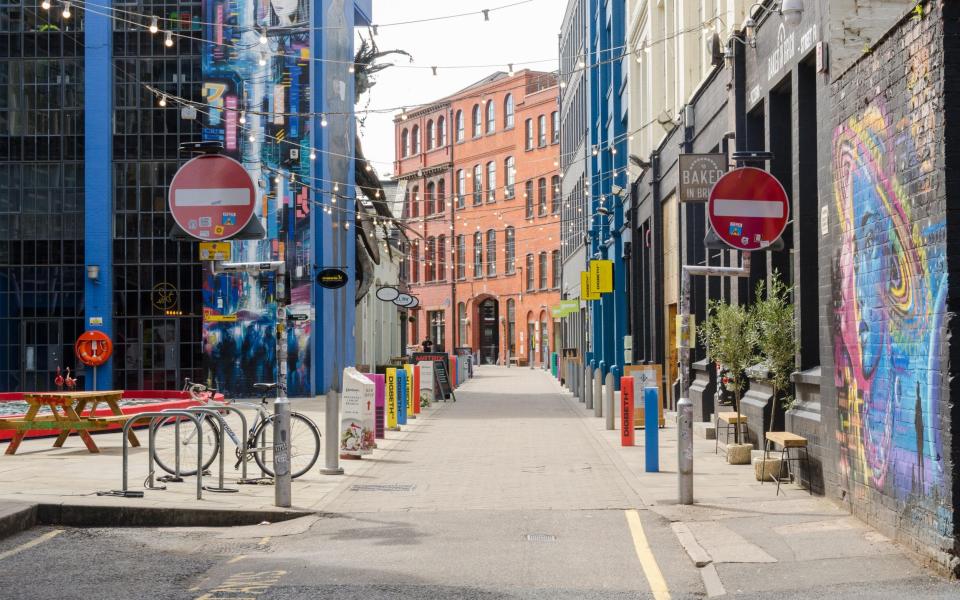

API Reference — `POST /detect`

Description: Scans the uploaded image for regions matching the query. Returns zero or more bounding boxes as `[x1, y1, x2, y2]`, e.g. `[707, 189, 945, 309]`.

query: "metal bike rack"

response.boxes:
[175, 407, 238, 493]
[119, 411, 204, 500]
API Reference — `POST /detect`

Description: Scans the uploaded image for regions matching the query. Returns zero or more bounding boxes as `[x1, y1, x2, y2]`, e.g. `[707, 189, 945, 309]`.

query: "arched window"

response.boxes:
[486, 161, 496, 202]
[472, 164, 483, 205]
[437, 115, 447, 146]
[437, 178, 446, 212]
[401, 128, 409, 157]
[504, 156, 515, 199]
[437, 235, 446, 282]
[411, 185, 420, 217]
[455, 110, 464, 142]
[426, 237, 437, 282]
[485, 100, 495, 134]
[551, 175, 560, 213]
[538, 252, 548, 288]
[426, 120, 435, 150]
[473, 231, 483, 277]
[525, 254, 534, 290]
[411, 125, 421, 154]
[525, 180, 534, 218]
[425, 181, 436, 215]
[410, 242, 420, 284]
[537, 178, 547, 215]
[504, 93, 514, 129]
[472, 104, 482, 137]
[486, 229, 497, 276]
[456, 169, 466, 209]
[504, 226, 516, 274]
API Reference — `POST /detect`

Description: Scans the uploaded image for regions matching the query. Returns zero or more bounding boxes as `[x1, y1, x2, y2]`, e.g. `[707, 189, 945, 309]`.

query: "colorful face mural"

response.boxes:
[833, 103, 946, 507]
[201, 0, 313, 397]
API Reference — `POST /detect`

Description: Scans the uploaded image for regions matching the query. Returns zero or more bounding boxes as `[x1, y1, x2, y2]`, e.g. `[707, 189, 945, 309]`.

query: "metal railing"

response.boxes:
[120, 411, 204, 500]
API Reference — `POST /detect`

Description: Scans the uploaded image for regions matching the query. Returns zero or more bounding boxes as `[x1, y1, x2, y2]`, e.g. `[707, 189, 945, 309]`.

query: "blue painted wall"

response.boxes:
[84, 0, 113, 390]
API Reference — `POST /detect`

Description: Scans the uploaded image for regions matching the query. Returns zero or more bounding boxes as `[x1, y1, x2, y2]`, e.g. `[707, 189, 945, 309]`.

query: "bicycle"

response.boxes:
[151, 379, 321, 480]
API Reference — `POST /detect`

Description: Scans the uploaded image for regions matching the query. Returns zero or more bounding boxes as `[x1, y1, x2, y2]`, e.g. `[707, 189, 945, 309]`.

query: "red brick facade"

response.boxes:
[394, 71, 560, 366]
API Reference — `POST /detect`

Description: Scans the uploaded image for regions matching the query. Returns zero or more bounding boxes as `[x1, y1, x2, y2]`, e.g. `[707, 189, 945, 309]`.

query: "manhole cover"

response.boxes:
[349, 483, 417, 492]
[525, 533, 557, 543]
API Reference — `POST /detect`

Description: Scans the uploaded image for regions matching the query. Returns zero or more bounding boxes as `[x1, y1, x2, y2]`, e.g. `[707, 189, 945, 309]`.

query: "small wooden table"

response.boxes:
[0, 391, 140, 455]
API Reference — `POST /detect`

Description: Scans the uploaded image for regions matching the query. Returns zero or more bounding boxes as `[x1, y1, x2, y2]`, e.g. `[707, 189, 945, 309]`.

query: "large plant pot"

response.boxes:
[727, 443, 753, 465]
[753, 456, 784, 481]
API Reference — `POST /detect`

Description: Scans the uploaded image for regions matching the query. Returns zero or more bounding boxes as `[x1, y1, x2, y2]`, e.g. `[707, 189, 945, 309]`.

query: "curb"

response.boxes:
[0, 502, 39, 541]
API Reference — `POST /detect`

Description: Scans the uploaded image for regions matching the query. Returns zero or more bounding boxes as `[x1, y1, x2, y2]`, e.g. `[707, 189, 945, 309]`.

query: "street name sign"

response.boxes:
[707, 167, 789, 251]
[169, 154, 256, 241]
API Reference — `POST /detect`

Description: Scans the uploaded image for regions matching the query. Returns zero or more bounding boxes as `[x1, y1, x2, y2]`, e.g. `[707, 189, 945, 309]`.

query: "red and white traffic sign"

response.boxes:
[707, 167, 789, 251]
[168, 154, 256, 241]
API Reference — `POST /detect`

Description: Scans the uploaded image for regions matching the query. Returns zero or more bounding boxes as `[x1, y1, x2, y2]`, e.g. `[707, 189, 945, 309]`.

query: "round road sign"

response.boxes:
[169, 154, 256, 241]
[707, 167, 789, 252]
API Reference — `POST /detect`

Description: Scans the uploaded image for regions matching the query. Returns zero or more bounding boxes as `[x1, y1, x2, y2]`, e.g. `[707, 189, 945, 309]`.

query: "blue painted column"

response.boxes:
[608, 0, 628, 390]
[310, 0, 361, 394]
[84, 0, 113, 390]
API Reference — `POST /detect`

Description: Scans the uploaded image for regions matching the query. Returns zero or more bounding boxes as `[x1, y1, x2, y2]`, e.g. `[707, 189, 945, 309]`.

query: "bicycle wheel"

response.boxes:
[151, 414, 221, 477]
[252, 412, 321, 479]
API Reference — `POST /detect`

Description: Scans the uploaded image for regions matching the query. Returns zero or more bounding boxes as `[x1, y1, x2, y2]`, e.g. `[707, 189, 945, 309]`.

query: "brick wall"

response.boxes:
[823, 0, 958, 573]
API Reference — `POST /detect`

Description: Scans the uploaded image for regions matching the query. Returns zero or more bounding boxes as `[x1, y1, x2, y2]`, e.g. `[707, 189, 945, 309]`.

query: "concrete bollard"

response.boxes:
[576, 366, 583, 401]
[605, 372, 615, 430]
[584, 365, 593, 410]
[593, 369, 603, 418]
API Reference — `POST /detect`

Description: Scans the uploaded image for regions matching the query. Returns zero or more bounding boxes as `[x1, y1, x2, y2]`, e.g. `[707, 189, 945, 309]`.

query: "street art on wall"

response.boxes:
[832, 102, 947, 513]
[201, 0, 313, 396]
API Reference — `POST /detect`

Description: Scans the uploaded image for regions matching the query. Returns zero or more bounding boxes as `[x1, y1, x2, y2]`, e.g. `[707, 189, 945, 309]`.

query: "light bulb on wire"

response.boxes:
[149, 16, 158, 34]
[164, 31, 174, 47]
[61, 2, 71, 18]
[40, 0, 50, 10]
[320, 113, 328, 127]
[259, 28, 268, 45]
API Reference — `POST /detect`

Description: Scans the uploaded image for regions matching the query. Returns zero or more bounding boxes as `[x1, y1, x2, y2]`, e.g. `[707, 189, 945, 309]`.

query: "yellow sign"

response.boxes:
[199, 242, 232, 261]
[590, 260, 614, 294]
[204, 314, 238, 322]
[386, 368, 398, 429]
[581, 271, 600, 301]
[404, 364, 415, 415]
[676, 314, 697, 349]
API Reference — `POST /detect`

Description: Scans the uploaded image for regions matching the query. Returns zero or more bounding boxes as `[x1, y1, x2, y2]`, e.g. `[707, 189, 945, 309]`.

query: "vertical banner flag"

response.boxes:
[590, 260, 614, 294]
[581, 271, 600, 301]
[386, 368, 398, 430]
[372, 373, 385, 440]
[396, 369, 408, 426]
[404, 364, 415, 419]
[413, 365, 422, 414]
[621, 376, 635, 446]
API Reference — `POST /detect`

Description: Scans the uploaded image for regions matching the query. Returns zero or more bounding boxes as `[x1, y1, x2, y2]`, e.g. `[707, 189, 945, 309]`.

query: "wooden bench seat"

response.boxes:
[765, 431, 807, 448]
[716, 411, 747, 424]
[763, 431, 812, 496]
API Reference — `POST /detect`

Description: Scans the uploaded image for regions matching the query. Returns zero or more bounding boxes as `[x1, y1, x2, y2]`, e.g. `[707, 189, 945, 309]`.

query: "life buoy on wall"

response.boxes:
[75, 330, 113, 367]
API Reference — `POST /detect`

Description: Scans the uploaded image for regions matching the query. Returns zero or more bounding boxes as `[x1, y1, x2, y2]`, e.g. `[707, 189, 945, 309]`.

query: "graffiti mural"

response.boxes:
[201, 0, 313, 397]
[832, 100, 947, 509]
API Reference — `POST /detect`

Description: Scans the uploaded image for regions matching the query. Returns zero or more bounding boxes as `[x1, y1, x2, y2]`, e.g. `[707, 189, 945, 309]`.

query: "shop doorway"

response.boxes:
[478, 298, 499, 364]
[22, 320, 64, 391]
[140, 318, 180, 390]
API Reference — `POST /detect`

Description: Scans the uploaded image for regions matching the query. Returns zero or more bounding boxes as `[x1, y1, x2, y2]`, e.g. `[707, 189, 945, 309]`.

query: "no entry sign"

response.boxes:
[708, 167, 789, 251]
[169, 154, 256, 241]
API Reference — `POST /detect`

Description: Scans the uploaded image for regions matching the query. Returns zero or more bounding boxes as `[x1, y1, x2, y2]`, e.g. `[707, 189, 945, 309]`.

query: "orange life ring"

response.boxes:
[75, 330, 113, 367]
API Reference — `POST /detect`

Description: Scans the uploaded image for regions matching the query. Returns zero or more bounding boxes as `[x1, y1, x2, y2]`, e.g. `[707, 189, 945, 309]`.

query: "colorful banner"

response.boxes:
[580, 271, 600, 301]
[396, 369, 408, 426]
[386, 368, 398, 430]
[621, 376, 635, 447]
[412, 365, 421, 414]
[371, 373, 385, 440]
[590, 260, 614, 294]
[404, 364, 415, 419]
[340, 368, 374, 456]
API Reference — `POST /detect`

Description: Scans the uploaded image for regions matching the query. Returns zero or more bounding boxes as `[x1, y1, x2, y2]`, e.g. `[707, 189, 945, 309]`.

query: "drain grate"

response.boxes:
[525, 533, 557, 543]
[349, 483, 417, 492]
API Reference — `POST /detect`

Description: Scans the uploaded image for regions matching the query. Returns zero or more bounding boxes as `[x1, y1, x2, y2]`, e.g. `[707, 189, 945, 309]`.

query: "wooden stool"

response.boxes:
[763, 432, 812, 496]
[714, 411, 748, 454]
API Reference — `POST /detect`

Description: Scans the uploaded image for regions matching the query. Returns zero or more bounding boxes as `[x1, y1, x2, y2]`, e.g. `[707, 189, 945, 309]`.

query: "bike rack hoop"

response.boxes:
[119, 411, 204, 500]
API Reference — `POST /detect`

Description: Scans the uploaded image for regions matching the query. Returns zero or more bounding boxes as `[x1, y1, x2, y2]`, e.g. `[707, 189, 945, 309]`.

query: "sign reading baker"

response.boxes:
[679, 154, 727, 203]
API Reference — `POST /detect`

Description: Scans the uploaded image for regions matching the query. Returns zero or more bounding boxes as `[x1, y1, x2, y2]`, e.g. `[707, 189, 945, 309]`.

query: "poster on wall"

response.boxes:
[200, 0, 314, 398]
[340, 368, 374, 456]
[624, 364, 664, 428]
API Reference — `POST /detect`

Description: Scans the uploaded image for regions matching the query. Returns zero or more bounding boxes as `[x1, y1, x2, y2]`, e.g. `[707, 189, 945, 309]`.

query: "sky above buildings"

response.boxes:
[358, 0, 563, 175]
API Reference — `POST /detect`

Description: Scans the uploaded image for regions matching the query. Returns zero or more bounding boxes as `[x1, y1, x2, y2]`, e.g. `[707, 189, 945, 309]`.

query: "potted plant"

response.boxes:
[751, 273, 799, 481]
[699, 299, 755, 464]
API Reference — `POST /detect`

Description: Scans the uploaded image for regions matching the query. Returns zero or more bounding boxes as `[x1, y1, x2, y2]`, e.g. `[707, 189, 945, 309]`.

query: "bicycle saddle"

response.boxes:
[253, 382, 278, 392]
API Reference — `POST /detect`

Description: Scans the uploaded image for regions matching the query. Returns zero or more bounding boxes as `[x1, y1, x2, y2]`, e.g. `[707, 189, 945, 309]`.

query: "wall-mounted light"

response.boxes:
[745, 0, 804, 47]
[86, 265, 100, 283]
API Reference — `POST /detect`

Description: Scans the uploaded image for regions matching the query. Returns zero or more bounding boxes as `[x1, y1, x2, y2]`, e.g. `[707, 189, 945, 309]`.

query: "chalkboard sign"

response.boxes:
[434, 359, 456, 402]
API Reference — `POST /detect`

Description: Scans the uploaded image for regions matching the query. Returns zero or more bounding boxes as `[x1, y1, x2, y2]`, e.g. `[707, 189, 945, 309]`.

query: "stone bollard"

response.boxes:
[584, 365, 593, 410]
[576, 366, 583, 401]
[605, 372, 615, 430]
[593, 369, 603, 418]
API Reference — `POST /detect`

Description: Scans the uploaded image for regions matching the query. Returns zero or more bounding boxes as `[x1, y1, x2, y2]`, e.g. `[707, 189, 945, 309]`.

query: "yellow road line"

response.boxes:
[625, 510, 671, 600]
[0, 529, 63, 562]
[227, 554, 247, 564]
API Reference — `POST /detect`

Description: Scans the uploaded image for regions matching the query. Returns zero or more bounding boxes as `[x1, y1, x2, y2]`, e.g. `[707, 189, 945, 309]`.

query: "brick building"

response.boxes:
[394, 71, 561, 365]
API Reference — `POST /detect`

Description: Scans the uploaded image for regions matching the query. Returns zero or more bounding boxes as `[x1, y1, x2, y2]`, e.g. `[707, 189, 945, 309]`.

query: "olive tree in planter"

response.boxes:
[699, 300, 755, 464]
[751, 273, 799, 480]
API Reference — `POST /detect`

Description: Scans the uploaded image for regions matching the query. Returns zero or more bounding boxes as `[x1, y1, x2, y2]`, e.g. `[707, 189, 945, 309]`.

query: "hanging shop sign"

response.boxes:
[707, 167, 790, 251]
[375, 286, 400, 301]
[678, 154, 728, 203]
[316, 268, 349, 289]
[590, 260, 614, 294]
[580, 271, 600, 301]
[168, 154, 256, 241]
